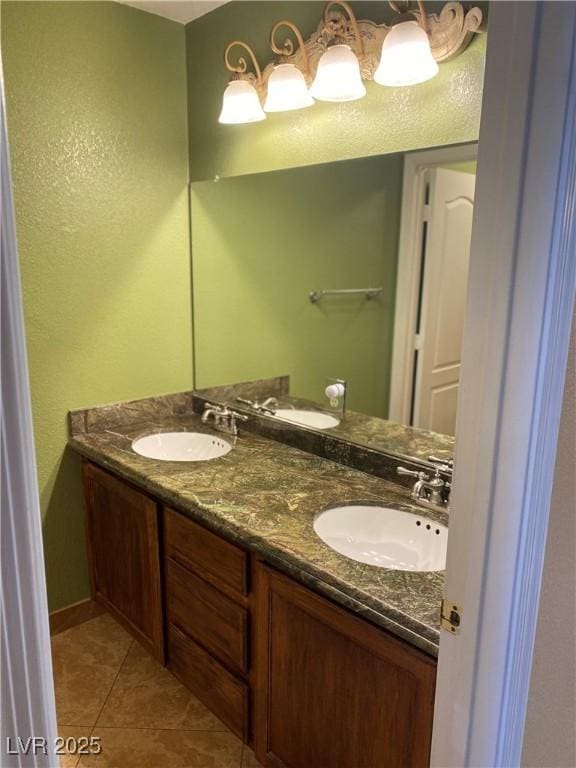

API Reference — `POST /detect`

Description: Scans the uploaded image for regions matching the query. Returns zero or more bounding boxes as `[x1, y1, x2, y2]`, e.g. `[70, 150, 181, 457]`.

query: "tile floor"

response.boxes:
[52, 612, 260, 768]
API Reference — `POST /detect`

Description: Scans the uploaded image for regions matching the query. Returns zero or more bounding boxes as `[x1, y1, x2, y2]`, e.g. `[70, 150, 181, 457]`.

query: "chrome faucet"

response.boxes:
[261, 397, 279, 410]
[235, 396, 278, 415]
[202, 402, 248, 437]
[396, 459, 452, 513]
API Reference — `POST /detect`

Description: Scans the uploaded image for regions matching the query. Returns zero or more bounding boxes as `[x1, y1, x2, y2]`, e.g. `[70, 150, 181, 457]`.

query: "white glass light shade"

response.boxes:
[218, 79, 266, 124]
[374, 21, 439, 87]
[309, 44, 366, 102]
[264, 64, 314, 112]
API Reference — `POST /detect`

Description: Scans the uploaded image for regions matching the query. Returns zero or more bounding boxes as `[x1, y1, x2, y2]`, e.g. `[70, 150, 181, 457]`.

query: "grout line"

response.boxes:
[56, 728, 82, 768]
[92, 638, 134, 729]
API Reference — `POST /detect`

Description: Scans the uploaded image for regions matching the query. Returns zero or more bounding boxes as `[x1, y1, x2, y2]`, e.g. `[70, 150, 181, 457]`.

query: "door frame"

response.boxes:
[388, 142, 478, 425]
[431, 3, 576, 766]
[1, 67, 59, 765]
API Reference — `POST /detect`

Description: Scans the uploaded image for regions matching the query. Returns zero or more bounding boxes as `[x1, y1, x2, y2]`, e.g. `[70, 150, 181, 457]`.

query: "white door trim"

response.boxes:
[1, 67, 59, 766]
[389, 143, 477, 424]
[432, 3, 576, 767]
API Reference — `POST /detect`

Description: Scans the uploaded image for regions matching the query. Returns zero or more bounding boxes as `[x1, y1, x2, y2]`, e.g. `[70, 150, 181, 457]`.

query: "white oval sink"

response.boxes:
[132, 432, 232, 462]
[314, 504, 448, 571]
[273, 409, 340, 430]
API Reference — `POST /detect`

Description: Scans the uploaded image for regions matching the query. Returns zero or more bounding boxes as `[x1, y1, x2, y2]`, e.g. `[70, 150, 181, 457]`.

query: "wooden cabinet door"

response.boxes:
[254, 564, 436, 768]
[82, 461, 164, 662]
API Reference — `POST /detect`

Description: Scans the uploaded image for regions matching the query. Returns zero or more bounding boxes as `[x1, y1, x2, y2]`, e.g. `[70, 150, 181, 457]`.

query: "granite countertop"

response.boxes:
[69, 399, 446, 657]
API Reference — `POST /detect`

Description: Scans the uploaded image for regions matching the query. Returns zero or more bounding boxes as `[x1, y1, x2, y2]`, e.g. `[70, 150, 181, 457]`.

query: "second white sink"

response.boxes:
[132, 432, 232, 462]
[314, 504, 448, 571]
[272, 408, 340, 430]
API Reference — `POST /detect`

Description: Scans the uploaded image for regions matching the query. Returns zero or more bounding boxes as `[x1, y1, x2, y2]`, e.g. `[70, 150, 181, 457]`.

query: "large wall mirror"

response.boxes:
[190, 143, 476, 461]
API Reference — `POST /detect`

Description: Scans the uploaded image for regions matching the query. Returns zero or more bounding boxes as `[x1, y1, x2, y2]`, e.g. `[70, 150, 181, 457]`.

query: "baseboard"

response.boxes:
[49, 598, 104, 636]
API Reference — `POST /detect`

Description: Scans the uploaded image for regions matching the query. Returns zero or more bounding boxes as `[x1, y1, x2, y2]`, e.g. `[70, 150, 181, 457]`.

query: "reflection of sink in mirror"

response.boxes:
[272, 409, 340, 430]
[313, 504, 448, 571]
[132, 432, 232, 462]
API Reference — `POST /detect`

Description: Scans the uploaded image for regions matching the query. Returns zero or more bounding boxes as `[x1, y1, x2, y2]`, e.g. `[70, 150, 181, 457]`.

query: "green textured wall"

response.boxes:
[186, 1, 486, 181]
[2, 1, 192, 611]
[191, 154, 403, 416]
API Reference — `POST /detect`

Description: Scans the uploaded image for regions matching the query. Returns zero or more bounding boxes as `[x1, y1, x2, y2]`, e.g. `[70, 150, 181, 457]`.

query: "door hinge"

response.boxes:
[422, 202, 431, 222]
[414, 333, 422, 350]
[441, 598, 462, 634]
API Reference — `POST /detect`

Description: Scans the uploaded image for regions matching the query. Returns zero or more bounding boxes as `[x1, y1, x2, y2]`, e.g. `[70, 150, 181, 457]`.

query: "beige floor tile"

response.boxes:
[97, 642, 227, 731]
[241, 746, 263, 767]
[78, 728, 243, 768]
[52, 614, 132, 727]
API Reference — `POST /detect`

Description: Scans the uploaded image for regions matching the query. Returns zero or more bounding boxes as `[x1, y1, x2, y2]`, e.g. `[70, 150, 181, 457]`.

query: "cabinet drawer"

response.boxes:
[164, 507, 248, 599]
[166, 557, 248, 674]
[168, 624, 249, 740]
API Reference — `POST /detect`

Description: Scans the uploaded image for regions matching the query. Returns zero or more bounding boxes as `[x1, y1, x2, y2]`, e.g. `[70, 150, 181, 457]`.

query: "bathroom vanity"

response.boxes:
[82, 461, 435, 767]
[71, 391, 448, 768]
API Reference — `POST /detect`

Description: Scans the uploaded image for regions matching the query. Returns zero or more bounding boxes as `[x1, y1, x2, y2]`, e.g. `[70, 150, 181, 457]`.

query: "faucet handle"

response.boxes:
[203, 401, 225, 413]
[397, 466, 429, 480]
[229, 409, 249, 422]
[261, 397, 279, 409]
[428, 455, 454, 473]
[235, 396, 275, 415]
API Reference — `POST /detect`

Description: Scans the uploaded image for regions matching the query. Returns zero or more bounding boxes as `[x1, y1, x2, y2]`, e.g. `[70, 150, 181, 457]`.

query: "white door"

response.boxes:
[413, 168, 476, 435]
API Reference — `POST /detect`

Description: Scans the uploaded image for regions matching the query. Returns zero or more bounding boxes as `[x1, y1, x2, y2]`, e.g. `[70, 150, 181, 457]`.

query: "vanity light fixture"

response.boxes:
[219, 1, 483, 125]
[309, 1, 366, 103]
[374, 1, 439, 87]
[264, 21, 314, 113]
[218, 41, 266, 124]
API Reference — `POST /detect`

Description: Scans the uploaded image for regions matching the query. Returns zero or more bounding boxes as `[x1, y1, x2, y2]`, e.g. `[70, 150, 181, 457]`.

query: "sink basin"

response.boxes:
[272, 409, 340, 430]
[313, 504, 448, 571]
[132, 432, 232, 462]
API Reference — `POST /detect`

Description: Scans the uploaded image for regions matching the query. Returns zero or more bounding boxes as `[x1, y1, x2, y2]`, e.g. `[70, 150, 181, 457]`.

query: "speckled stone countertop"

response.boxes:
[69, 396, 446, 658]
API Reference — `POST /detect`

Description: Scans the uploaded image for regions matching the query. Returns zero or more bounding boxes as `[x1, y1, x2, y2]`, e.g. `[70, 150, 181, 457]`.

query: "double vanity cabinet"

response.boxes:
[82, 459, 437, 768]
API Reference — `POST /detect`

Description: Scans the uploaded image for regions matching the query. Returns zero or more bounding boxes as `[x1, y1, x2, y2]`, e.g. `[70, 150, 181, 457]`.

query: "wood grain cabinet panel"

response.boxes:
[82, 461, 164, 663]
[254, 564, 436, 768]
[164, 507, 248, 599]
[168, 624, 249, 740]
[166, 556, 248, 674]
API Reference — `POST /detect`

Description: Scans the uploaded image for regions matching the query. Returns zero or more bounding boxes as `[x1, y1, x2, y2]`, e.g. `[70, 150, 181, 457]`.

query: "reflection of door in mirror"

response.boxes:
[390, 154, 476, 437]
[414, 168, 475, 435]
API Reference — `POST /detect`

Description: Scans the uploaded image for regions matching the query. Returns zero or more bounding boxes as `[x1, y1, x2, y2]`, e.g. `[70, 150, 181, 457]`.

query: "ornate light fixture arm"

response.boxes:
[224, 40, 263, 86]
[415, 1, 428, 33]
[270, 21, 311, 78]
[388, 0, 429, 33]
[323, 1, 365, 57]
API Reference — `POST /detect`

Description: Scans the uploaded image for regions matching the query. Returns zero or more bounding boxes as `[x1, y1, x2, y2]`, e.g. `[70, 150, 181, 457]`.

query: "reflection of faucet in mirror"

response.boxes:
[235, 396, 278, 415]
[261, 397, 279, 410]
